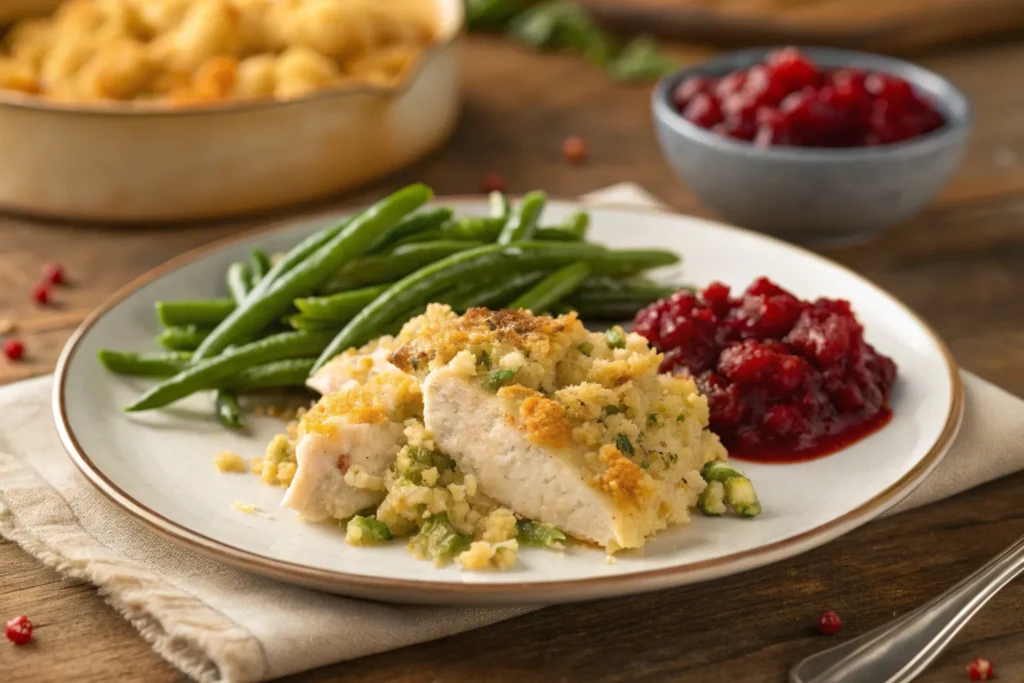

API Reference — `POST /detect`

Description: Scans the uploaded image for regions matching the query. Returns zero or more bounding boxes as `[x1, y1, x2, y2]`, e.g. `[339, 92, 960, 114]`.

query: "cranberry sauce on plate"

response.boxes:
[633, 278, 897, 461]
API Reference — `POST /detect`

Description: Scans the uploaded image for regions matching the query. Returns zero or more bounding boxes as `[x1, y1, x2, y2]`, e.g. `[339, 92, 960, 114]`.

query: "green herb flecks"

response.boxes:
[606, 326, 626, 349]
[483, 368, 518, 391]
[516, 519, 567, 548]
[410, 513, 472, 564]
[467, 0, 675, 84]
[607, 36, 680, 82]
[345, 515, 393, 544]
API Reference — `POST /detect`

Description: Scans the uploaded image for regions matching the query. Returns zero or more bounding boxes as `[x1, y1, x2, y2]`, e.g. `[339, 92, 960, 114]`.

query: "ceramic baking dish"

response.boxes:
[0, 0, 463, 222]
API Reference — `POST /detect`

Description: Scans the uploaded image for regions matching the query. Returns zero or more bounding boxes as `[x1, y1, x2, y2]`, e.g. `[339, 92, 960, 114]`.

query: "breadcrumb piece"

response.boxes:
[232, 501, 257, 514]
[457, 539, 519, 570]
[215, 451, 246, 473]
[232, 501, 272, 519]
[276, 461, 297, 486]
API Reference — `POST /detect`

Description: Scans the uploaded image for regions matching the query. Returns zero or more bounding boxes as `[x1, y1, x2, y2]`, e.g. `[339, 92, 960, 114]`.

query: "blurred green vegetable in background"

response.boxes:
[464, 0, 678, 82]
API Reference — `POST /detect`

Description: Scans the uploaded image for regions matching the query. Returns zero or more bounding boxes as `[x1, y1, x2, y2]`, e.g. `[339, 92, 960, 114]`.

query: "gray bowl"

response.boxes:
[652, 47, 972, 242]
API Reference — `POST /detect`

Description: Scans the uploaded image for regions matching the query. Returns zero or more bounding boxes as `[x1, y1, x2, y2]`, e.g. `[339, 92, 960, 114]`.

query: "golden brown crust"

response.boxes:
[596, 444, 651, 508]
[519, 395, 573, 449]
[300, 372, 421, 437]
[390, 307, 583, 375]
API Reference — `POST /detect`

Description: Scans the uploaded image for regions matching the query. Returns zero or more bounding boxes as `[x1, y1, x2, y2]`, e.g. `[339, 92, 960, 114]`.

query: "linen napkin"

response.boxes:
[1, 184, 1022, 683]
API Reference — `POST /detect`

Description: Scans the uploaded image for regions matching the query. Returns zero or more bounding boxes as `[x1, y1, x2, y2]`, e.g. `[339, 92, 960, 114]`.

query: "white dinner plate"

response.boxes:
[54, 199, 963, 605]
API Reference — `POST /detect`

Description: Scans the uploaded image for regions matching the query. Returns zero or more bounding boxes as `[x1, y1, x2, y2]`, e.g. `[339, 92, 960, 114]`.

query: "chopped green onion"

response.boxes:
[411, 513, 472, 563]
[578, 340, 594, 356]
[516, 519, 567, 548]
[606, 326, 626, 349]
[616, 433, 634, 456]
[483, 368, 518, 391]
[345, 515, 393, 544]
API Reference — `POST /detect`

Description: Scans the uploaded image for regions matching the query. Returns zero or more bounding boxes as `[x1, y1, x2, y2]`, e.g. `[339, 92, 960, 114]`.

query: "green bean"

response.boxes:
[577, 275, 655, 293]
[440, 217, 504, 242]
[562, 210, 590, 239]
[249, 217, 353, 298]
[128, 330, 334, 411]
[509, 262, 590, 312]
[552, 303, 575, 316]
[223, 358, 317, 391]
[589, 249, 680, 276]
[379, 304, 427, 337]
[497, 191, 546, 244]
[319, 241, 481, 294]
[389, 229, 447, 248]
[215, 391, 245, 429]
[536, 226, 582, 241]
[294, 284, 391, 322]
[370, 207, 454, 252]
[451, 271, 547, 311]
[156, 299, 235, 327]
[311, 241, 607, 372]
[192, 184, 431, 361]
[285, 314, 342, 333]
[536, 211, 590, 241]
[226, 261, 251, 304]
[568, 283, 682, 306]
[249, 249, 271, 288]
[377, 284, 468, 335]
[569, 300, 656, 321]
[157, 325, 210, 351]
[489, 191, 510, 221]
[98, 350, 192, 377]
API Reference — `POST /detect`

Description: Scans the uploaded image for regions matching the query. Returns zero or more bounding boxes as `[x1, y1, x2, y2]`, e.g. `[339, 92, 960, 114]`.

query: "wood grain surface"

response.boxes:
[580, 0, 1024, 54]
[1, 35, 1023, 682]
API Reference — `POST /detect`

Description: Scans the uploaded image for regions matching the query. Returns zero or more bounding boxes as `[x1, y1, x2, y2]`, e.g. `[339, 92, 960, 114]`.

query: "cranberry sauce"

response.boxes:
[671, 48, 945, 148]
[633, 278, 897, 461]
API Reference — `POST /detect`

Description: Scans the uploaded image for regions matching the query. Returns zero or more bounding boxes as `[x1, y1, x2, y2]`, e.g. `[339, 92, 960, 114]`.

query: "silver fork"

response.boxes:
[790, 533, 1024, 682]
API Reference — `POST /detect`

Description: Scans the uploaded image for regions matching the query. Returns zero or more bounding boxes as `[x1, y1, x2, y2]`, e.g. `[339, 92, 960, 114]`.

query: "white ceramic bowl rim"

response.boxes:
[0, 0, 464, 119]
[653, 45, 973, 162]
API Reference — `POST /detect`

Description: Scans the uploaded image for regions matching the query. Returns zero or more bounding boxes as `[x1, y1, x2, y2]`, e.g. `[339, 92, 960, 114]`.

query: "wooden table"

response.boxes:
[2, 36, 1023, 682]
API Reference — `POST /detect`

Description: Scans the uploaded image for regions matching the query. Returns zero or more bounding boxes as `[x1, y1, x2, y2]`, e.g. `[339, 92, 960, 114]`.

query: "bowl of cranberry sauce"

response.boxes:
[652, 46, 971, 243]
[633, 278, 898, 462]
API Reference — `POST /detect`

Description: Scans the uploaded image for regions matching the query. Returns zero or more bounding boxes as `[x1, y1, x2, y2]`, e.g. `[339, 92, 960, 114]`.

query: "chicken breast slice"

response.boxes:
[306, 337, 398, 396]
[281, 421, 406, 522]
[422, 367, 645, 549]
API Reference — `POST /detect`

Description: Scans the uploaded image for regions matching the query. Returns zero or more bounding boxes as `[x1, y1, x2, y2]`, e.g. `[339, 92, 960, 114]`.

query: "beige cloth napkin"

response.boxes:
[1, 184, 1022, 683]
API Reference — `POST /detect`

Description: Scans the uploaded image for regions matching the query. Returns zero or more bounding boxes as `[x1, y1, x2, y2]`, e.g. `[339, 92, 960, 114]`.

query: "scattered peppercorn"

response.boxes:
[32, 283, 50, 305]
[41, 262, 65, 285]
[967, 658, 994, 681]
[5, 615, 32, 645]
[3, 339, 25, 361]
[480, 172, 506, 193]
[562, 135, 587, 164]
[818, 611, 842, 635]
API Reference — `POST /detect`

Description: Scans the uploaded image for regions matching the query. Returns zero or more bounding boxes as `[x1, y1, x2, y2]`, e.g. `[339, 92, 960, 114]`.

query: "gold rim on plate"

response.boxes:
[52, 198, 965, 604]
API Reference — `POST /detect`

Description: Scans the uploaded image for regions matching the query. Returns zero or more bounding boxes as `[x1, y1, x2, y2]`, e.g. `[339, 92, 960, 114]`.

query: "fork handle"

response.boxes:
[789, 533, 1024, 683]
